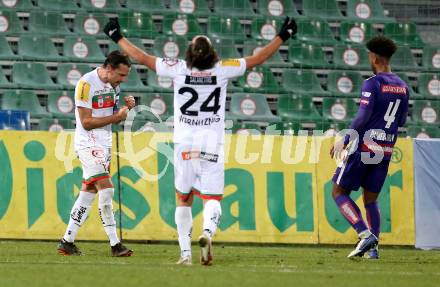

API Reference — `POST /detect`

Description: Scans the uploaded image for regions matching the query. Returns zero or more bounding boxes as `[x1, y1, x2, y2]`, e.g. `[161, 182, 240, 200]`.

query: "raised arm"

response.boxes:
[245, 17, 297, 69]
[104, 19, 157, 71]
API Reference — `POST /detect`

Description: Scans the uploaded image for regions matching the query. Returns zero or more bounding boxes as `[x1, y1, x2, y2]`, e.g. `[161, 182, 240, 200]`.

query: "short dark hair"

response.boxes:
[366, 36, 397, 59]
[185, 36, 219, 70]
[104, 50, 131, 68]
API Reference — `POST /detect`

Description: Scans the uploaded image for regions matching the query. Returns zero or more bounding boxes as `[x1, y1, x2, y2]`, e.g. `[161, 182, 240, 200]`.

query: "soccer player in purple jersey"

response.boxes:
[330, 36, 409, 259]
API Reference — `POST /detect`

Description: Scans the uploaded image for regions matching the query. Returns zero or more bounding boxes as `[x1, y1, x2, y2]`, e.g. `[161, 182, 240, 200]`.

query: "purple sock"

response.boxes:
[365, 201, 380, 238]
[334, 195, 368, 234]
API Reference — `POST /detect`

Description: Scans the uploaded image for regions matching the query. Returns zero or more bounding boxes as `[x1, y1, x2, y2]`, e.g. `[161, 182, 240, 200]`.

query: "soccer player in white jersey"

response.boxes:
[104, 17, 297, 265]
[57, 51, 136, 257]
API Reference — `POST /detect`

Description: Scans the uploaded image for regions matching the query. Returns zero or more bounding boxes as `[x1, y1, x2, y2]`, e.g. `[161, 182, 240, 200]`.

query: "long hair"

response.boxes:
[185, 36, 219, 70]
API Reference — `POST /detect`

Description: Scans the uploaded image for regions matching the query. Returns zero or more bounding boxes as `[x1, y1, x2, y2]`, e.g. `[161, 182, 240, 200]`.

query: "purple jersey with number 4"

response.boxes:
[349, 72, 409, 160]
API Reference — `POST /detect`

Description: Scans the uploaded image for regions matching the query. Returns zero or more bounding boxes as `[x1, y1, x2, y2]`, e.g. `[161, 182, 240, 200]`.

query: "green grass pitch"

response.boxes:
[0, 241, 439, 287]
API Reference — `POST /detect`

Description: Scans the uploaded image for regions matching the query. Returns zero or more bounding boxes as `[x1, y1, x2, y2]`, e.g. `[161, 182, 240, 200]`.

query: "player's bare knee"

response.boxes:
[332, 183, 350, 199]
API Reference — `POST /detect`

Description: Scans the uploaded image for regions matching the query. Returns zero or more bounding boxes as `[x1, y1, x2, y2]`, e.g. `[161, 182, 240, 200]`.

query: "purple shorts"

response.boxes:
[332, 152, 391, 193]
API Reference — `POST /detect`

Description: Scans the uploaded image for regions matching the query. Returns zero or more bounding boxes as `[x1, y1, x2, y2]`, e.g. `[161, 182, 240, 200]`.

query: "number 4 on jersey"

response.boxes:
[384, 99, 401, 129]
[179, 87, 221, 116]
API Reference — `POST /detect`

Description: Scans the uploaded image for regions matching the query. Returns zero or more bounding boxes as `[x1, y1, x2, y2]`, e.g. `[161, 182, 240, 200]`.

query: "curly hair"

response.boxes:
[366, 36, 397, 59]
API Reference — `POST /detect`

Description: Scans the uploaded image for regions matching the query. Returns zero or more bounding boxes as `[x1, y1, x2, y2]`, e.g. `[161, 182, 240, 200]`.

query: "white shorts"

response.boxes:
[174, 143, 224, 200]
[76, 146, 112, 185]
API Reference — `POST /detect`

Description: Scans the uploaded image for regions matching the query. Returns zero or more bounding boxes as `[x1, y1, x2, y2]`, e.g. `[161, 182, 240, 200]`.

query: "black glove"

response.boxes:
[277, 17, 297, 42]
[104, 19, 123, 43]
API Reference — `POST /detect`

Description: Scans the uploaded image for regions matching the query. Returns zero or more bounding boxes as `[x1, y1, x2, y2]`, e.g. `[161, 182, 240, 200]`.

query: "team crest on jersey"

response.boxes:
[162, 58, 179, 67]
[221, 59, 240, 67]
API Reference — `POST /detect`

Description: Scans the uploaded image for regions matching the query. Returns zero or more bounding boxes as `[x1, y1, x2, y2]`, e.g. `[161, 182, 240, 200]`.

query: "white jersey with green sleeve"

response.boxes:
[155, 58, 246, 148]
[74, 68, 120, 150]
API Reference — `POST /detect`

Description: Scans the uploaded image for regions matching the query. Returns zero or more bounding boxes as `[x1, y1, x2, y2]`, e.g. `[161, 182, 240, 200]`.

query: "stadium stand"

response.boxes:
[1, 90, 50, 119]
[322, 98, 358, 122]
[139, 93, 173, 121]
[0, 110, 30, 130]
[227, 93, 280, 123]
[38, 117, 74, 131]
[0, 0, 437, 138]
[47, 90, 75, 119]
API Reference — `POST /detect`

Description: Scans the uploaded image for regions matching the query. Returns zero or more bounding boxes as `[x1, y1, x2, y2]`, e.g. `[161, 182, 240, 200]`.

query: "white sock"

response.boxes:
[63, 191, 96, 243]
[175, 206, 192, 257]
[98, 188, 119, 246]
[202, 200, 222, 239]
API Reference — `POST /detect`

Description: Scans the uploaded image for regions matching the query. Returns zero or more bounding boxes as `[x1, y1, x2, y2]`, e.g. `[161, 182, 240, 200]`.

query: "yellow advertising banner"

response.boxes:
[0, 131, 414, 245]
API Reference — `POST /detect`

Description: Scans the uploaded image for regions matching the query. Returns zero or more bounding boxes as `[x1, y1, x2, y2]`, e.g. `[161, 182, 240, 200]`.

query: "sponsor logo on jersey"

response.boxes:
[185, 75, 217, 85]
[221, 59, 240, 67]
[181, 151, 219, 162]
[360, 99, 369, 105]
[162, 57, 179, 66]
[381, 85, 406, 94]
[92, 93, 115, 109]
[362, 91, 371, 98]
[76, 80, 91, 102]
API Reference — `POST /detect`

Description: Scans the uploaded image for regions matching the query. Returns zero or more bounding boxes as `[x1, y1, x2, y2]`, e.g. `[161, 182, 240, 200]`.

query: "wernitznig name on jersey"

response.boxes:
[179, 114, 221, 126]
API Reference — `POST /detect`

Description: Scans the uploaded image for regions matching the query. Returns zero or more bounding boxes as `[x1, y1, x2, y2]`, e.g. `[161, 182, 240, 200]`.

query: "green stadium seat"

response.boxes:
[0, 66, 16, 88]
[422, 46, 440, 72]
[395, 72, 421, 99]
[230, 122, 262, 135]
[281, 69, 330, 97]
[213, 0, 256, 19]
[228, 93, 280, 123]
[12, 62, 61, 90]
[417, 73, 440, 100]
[288, 42, 330, 69]
[37, 0, 83, 12]
[120, 68, 153, 93]
[153, 35, 188, 59]
[63, 36, 105, 63]
[243, 40, 291, 68]
[257, 0, 302, 18]
[74, 13, 109, 38]
[390, 46, 419, 71]
[327, 71, 363, 98]
[384, 22, 424, 48]
[57, 63, 91, 90]
[406, 125, 440, 139]
[147, 71, 174, 93]
[0, 35, 20, 60]
[340, 21, 376, 44]
[251, 18, 282, 42]
[322, 98, 358, 122]
[169, 0, 212, 17]
[1, 90, 50, 119]
[212, 38, 241, 59]
[0, 10, 24, 36]
[129, 118, 171, 133]
[38, 118, 75, 131]
[126, 0, 169, 14]
[207, 16, 247, 43]
[321, 121, 351, 135]
[80, 0, 125, 13]
[18, 35, 61, 62]
[108, 38, 148, 56]
[0, 0, 39, 11]
[139, 93, 173, 121]
[333, 44, 370, 70]
[302, 0, 344, 21]
[47, 90, 75, 119]
[238, 66, 287, 94]
[346, 0, 395, 23]
[411, 100, 440, 125]
[162, 13, 203, 40]
[295, 18, 338, 45]
[277, 94, 322, 122]
[28, 11, 71, 36]
[119, 12, 159, 39]
[271, 121, 302, 136]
